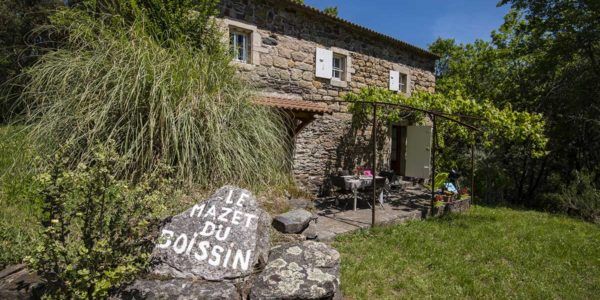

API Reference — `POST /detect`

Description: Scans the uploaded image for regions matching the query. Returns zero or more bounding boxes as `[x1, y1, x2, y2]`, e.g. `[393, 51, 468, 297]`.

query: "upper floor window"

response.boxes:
[332, 54, 346, 81]
[315, 47, 352, 87]
[230, 30, 250, 63]
[399, 73, 408, 93]
[390, 68, 411, 95]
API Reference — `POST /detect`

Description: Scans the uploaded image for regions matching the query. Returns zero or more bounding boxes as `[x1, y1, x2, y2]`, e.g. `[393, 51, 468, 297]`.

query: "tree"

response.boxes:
[323, 6, 339, 17]
[289, 0, 339, 17]
[0, 0, 63, 122]
[429, 0, 600, 213]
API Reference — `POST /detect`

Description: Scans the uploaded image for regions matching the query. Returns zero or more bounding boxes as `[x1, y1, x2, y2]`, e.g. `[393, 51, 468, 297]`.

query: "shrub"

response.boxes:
[26, 142, 171, 298]
[20, 6, 292, 190]
[543, 171, 600, 223]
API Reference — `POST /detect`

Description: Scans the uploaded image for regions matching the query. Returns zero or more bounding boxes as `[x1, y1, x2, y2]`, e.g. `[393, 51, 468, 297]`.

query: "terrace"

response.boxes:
[285, 98, 480, 241]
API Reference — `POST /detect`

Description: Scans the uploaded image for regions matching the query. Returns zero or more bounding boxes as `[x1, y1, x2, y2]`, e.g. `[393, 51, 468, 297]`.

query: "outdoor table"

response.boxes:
[341, 175, 387, 211]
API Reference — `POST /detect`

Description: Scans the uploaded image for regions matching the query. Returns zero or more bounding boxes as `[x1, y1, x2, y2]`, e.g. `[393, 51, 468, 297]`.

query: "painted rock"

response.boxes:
[150, 186, 271, 281]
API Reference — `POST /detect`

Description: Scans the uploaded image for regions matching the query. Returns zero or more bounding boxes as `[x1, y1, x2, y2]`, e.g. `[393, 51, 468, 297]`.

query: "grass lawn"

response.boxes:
[334, 205, 600, 299]
[0, 125, 41, 267]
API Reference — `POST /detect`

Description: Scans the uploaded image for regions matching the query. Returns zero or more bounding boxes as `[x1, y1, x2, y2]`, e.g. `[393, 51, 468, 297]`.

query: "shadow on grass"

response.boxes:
[473, 197, 551, 214]
[473, 199, 598, 225]
[436, 213, 497, 226]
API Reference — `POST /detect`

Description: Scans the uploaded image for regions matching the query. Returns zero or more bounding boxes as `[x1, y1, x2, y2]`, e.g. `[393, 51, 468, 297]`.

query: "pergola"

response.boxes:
[311, 99, 483, 227]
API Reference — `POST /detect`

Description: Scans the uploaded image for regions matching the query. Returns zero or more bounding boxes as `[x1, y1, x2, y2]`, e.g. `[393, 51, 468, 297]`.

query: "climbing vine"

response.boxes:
[344, 87, 548, 174]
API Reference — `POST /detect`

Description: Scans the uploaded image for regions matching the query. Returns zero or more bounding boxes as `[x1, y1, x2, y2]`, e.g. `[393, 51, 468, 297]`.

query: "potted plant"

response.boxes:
[434, 194, 445, 207]
[354, 166, 364, 178]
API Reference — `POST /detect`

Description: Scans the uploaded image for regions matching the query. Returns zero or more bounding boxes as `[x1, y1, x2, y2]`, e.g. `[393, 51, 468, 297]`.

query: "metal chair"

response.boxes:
[361, 177, 388, 209]
[329, 175, 353, 210]
[380, 170, 403, 190]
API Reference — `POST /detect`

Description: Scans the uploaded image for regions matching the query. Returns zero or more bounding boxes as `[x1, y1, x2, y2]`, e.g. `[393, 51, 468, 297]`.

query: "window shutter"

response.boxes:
[389, 70, 400, 91]
[315, 48, 333, 79]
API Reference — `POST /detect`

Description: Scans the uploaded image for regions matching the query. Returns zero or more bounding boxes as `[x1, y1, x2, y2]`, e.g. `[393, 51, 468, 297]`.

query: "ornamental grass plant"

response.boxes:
[19, 9, 293, 190]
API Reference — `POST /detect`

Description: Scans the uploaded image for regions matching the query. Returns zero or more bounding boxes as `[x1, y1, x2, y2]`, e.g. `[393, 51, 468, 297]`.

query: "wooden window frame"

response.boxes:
[230, 30, 250, 63]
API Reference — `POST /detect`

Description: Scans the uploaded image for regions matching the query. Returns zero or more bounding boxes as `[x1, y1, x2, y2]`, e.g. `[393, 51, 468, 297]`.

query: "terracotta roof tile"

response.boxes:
[253, 97, 332, 114]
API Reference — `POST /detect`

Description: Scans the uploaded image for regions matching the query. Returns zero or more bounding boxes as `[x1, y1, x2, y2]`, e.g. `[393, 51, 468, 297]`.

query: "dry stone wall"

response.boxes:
[220, 0, 437, 193]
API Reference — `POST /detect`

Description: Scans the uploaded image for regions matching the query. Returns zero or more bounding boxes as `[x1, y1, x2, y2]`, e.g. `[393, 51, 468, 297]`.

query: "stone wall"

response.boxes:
[219, 0, 437, 193]
[431, 198, 472, 217]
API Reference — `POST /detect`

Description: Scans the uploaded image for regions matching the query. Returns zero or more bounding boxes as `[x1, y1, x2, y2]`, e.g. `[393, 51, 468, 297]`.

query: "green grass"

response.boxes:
[0, 125, 41, 267]
[334, 206, 600, 299]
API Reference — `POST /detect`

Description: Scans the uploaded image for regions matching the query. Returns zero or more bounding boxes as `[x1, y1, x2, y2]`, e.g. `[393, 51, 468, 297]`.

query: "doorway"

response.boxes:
[390, 125, 406, 176]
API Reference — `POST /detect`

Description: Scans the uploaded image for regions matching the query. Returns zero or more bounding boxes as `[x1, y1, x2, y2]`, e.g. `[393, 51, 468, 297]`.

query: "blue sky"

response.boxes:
[304, 0, 510, 49]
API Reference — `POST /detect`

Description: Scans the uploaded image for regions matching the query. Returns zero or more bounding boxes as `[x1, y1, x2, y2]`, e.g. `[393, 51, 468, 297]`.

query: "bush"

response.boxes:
[20, 5, 292, 190]
[26, 142, 171, 298]
[543, 171, 600, 223]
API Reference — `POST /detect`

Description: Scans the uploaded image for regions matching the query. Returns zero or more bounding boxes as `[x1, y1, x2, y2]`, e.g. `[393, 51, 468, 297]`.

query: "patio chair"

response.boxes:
[379, 170, 403, 190]
[328, 175, 353, 210]
[361, 177, 388, 209]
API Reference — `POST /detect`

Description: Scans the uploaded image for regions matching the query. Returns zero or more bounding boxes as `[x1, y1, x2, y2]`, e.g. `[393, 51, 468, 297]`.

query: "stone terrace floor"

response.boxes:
[312, 186, 432, 241]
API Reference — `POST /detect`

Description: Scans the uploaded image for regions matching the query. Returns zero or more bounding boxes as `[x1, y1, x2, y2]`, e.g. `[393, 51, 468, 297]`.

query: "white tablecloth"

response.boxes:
[341, 175, 386, 191]
[340, 176, 387, 210]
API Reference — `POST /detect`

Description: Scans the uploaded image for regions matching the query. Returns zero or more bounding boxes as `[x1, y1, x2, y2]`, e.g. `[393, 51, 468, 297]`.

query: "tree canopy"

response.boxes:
[429, 0, 600, 213]
[0, 0, 63, 122]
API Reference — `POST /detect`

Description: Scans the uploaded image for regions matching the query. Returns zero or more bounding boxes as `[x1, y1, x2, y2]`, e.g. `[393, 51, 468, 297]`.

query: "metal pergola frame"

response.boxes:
[311, 99, 482, 227]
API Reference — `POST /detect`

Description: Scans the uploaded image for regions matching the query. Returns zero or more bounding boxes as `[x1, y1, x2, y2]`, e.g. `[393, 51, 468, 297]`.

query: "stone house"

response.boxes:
[218, 0, 438, 193]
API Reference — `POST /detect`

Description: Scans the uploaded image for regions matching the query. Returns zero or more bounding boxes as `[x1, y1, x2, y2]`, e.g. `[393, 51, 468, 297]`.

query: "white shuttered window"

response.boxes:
[400, 73, 408, 93]
[332, 54, 346, 80]
[315, 48, 333, 79]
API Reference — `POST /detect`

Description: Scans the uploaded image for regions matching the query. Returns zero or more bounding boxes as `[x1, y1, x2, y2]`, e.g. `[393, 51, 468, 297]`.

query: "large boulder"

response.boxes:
[123, 279, 240, 300]
[150, 186, 271, 281]
[251, 241, 341, 300]
[272, 209, 315, 234]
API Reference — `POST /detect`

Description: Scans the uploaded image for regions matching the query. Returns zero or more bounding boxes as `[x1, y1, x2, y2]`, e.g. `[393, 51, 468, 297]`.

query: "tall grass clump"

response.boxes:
[0, 125, 41, 267]
[19, 9, 292, 189]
